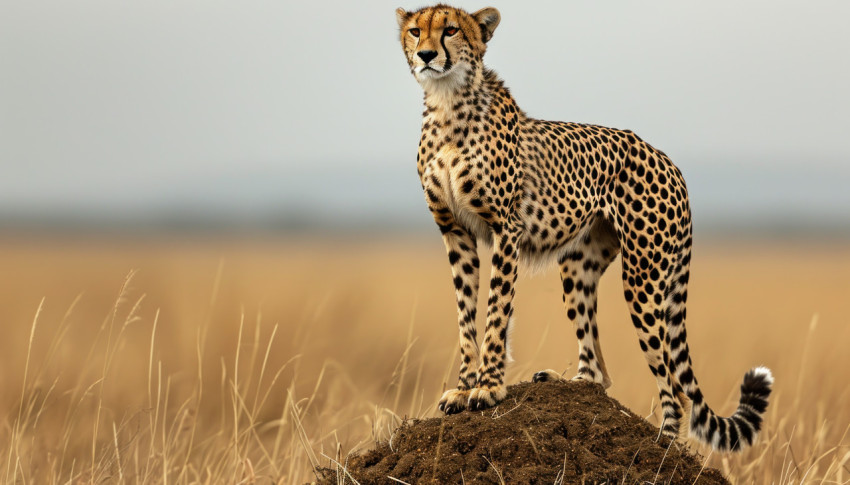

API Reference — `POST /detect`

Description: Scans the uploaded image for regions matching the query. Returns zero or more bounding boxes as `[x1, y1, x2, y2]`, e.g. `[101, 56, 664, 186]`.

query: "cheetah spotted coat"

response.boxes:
[396, 4, 772, 451]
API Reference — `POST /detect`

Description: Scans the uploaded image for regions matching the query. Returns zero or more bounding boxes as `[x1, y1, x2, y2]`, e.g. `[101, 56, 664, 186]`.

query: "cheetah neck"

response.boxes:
[420, 62, 497, 141]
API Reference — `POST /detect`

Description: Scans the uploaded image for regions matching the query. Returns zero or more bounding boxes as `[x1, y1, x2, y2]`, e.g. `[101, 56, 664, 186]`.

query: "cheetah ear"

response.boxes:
[472, 7, 501, 43]
[396, 8, 409, 29]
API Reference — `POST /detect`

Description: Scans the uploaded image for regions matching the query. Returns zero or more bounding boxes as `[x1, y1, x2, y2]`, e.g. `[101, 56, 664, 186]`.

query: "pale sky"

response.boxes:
[1, 1, 848, 227]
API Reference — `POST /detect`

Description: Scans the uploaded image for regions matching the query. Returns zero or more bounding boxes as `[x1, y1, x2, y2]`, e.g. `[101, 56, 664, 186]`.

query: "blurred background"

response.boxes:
[1, 1, 849, 483]
[2, 0, 849, 236]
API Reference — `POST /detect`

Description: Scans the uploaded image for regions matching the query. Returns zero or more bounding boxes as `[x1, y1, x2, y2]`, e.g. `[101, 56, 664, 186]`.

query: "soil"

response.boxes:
[314, 380, 729, 485]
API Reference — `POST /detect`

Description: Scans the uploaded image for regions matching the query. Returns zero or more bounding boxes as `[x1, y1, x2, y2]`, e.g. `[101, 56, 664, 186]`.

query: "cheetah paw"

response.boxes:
[532, 369, 566, 383]
[438, 389, 470, 415]
[468, 386, 507, 411]
[571, 372, 612, 389]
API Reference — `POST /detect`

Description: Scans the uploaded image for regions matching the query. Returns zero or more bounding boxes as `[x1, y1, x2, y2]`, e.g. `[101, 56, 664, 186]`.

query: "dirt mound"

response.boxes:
[315, 380, 728, 484]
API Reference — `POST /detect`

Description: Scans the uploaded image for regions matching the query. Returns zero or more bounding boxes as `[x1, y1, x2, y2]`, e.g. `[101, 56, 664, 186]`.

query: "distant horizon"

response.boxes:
[1, 159, 847, 238]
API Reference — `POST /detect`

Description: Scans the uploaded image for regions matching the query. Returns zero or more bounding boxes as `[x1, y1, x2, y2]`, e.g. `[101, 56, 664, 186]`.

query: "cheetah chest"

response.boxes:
[420, 144, 491, 240]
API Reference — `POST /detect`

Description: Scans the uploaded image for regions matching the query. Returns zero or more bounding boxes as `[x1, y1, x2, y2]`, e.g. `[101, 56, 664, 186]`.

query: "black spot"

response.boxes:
[695, 404, 710, 427]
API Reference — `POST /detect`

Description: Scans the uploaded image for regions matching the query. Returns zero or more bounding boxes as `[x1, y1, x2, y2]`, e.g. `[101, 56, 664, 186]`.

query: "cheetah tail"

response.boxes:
[688, 366, 773, 451]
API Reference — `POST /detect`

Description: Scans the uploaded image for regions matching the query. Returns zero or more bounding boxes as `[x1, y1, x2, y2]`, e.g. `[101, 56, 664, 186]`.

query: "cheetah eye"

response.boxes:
[409, 28, 420, 37]
[444, 27, 458, 36]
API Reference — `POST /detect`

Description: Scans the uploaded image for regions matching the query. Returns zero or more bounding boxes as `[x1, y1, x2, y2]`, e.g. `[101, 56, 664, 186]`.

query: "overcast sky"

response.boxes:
[1, 0, 848, 226]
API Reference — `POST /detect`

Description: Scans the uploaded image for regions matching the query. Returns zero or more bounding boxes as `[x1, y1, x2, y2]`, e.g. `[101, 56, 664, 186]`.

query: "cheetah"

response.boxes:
[396, 5, 773, 451]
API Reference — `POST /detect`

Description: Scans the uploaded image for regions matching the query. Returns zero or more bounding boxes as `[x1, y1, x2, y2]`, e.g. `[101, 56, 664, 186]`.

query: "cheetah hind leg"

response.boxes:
[677, 390, 692, 441]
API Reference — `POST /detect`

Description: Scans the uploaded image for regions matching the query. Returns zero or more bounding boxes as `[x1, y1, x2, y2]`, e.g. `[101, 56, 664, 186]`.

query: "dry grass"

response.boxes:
[1, 236, 849, 484]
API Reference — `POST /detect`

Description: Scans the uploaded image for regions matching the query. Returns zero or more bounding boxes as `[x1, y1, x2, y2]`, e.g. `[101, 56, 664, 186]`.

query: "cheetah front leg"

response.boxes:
[468, 228, 520, 411]
[436, 221, 481, 415]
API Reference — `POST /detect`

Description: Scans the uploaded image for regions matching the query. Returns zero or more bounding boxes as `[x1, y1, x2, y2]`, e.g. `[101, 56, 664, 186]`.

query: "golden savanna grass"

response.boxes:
[1, 236, 849, 483]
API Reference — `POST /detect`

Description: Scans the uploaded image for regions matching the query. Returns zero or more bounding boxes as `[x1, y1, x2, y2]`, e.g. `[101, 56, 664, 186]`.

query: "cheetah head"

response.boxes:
[396, 5, 500, 89]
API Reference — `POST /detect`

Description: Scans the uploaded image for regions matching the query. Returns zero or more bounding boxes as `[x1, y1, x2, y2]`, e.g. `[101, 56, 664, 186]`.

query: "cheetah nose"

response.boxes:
[417, 50, 438, 64]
